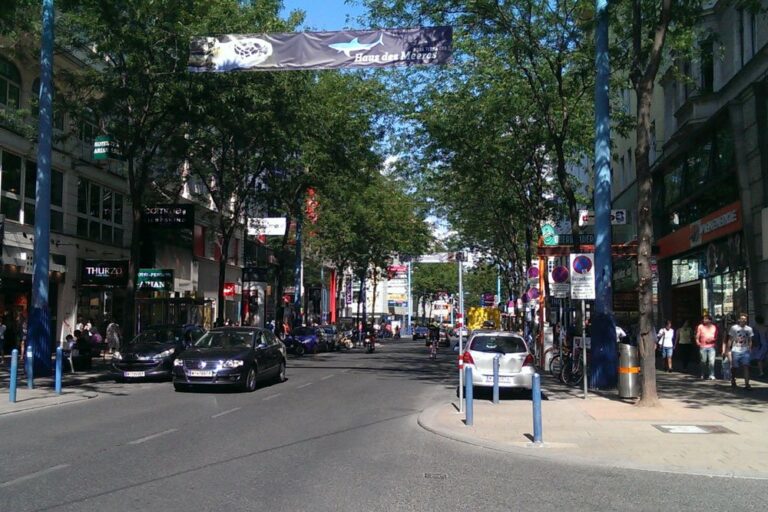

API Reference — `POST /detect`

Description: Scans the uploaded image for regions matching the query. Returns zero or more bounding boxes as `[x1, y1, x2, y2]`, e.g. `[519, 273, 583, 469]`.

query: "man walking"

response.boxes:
[726, 313, 754, 390]
[696, 314, 718, 380]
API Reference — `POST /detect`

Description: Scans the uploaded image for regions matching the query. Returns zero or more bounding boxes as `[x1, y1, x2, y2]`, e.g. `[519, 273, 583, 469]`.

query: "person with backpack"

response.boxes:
[750, 314, 767, 377]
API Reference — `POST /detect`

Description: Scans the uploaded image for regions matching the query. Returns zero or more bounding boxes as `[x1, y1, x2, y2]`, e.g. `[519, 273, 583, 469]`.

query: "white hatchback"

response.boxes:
[461, 331, 534, 389]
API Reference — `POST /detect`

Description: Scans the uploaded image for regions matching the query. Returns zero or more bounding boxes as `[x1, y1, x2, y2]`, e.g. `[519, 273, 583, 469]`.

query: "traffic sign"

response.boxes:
[569, 253, 595, 300]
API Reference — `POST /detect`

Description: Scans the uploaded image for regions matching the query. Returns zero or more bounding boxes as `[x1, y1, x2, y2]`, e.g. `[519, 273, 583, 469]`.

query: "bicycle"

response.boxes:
[560, 346, 587, 386]
[546, 346, 569, 378]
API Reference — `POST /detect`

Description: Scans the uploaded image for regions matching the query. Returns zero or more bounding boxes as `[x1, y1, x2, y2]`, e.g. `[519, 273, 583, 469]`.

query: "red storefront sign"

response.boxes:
[223, 282, 236, 297]
[656, 201, 742, 259]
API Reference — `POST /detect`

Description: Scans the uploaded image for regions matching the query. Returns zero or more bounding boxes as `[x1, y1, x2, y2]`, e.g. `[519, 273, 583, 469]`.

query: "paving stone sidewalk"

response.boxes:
[419, 370, 768, 479]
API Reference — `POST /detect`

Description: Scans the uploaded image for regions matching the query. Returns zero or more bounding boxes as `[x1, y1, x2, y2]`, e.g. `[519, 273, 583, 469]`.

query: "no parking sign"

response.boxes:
[569, 253, 595, 300]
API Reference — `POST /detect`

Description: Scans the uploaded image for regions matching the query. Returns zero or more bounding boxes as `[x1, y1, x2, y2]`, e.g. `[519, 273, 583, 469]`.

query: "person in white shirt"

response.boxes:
[727, 313, 754, 389]
[657, 320, 676, 373]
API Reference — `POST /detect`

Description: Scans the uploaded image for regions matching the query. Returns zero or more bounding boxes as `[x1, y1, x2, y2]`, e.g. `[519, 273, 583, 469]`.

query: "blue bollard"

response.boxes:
[55, 347, 63, 394]
[9, 349, 18, 403]
[532, 372, 543, 444]
[26, 347, 34, 390]
[465, 366, 474, 426]
[493, 354, 500, 404]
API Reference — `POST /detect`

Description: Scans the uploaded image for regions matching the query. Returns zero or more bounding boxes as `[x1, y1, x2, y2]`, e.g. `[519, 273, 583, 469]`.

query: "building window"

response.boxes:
[700, 40, 714, 93]
[0, 56, 21, 108]
[738, 9, 745, 68]
[0, 151, 63, 230]
[76, 177, 124, 245]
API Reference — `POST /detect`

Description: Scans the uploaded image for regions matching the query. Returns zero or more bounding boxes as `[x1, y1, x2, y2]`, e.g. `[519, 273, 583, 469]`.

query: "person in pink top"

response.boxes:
[696, 314, 718, 380]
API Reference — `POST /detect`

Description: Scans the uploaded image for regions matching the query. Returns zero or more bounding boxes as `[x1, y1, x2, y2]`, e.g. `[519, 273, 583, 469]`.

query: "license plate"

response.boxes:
[124, 371, 145, 378]
[187, 370, 214, 377]
[484, 375, 512, 383]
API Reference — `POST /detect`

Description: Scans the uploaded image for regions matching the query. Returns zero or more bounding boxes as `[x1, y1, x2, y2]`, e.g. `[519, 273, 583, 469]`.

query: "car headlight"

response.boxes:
[112, 351, 122, 361]
[173, 358, 183, 366]
[154, 348, 175, 360]
[221, 359, 244, 368]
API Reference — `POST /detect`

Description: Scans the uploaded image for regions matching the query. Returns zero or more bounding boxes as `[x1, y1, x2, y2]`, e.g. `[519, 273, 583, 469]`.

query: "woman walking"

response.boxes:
[657, 320, 676, 373]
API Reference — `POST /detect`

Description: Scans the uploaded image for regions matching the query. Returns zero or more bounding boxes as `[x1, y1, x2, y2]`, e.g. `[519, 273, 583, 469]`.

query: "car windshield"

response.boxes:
[293, 327, 315, 336]
[129, 328, 183, 345]
[194, 331, 253, 349]
[470, 335, 526, 354]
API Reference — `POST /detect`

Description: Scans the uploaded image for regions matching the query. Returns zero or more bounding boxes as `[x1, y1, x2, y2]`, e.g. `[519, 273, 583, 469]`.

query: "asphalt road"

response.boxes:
[1, 339, 764, 512]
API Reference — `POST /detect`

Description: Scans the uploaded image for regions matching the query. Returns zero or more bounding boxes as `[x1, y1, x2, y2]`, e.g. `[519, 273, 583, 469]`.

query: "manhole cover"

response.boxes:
[653, 424, 735, 434]
[424, 473, 447, 479]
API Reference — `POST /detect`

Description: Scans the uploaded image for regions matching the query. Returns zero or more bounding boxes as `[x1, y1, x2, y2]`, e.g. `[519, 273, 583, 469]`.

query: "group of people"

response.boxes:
[656, 313, 767, 390]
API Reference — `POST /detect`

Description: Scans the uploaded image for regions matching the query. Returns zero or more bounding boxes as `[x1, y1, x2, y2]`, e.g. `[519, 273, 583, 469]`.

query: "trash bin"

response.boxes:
[618, 343, 640, 398]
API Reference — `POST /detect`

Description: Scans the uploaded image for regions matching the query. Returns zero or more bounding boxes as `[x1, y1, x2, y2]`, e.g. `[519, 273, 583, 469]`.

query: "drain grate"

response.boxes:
[424, 473, 447, 480]
[653, 424, 735, 434]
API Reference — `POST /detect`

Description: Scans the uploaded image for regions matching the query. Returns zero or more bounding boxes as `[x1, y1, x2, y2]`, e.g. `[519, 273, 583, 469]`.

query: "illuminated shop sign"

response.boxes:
[80, 260, 129, 286]
[143, 205, 194, 228]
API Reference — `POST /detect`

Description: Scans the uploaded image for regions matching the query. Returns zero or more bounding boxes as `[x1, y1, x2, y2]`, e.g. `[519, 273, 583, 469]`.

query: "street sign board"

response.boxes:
[569, 253, 595, 300]
[578, 209, 627, 226]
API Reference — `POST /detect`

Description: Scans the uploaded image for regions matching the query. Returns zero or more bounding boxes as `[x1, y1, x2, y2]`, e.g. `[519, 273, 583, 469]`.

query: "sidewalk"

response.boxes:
[0, 356, 114, 416]
[419, 369, 768, 479]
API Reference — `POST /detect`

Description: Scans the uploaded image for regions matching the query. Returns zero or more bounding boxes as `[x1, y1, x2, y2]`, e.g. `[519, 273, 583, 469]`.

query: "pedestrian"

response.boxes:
[726, 313, 754, 390]
[106, 319, 122, 354]
[615, 323, 627, 343]
[696, 314, 718, 380]
[676, 320, 694, 370]
[750, 314, 768, 377]
[657, 320, 676, 372]
[0, 316, 6, 364]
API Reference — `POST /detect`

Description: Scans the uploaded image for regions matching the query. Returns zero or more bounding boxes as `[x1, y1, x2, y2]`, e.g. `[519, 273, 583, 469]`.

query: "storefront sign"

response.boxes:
[80, 260, 129, 286]
[137, 268, 174, 291]
[657, 201, 742, 259]
[548, 256, 570, 298]
[223, 282, 236, 297]
[246, 217, 286, 236]
[143, 205, 194, 228]
[93, 135, 122, 160]
[569, 253, 595, 300]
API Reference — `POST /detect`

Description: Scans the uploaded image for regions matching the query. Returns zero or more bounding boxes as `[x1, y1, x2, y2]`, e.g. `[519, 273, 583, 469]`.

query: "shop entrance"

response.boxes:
[671, 282, 702, 327]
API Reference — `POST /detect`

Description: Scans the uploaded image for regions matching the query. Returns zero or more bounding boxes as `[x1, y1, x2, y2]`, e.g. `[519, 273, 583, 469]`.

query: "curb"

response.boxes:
[417, 402, 768, 480]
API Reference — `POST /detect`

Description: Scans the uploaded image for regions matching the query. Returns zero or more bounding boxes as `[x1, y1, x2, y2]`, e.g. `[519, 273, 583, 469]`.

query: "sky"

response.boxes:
[280, 0, 367, 31]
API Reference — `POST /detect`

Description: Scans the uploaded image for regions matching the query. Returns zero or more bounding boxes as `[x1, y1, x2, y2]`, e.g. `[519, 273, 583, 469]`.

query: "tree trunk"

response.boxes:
[635, 79, 659, 406]
[125, 197, 142, 339]
[217, 234, 230, 325]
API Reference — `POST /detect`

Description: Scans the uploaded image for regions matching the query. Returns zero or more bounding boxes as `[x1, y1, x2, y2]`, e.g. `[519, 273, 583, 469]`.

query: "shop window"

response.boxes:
[0, 56, 21, 108]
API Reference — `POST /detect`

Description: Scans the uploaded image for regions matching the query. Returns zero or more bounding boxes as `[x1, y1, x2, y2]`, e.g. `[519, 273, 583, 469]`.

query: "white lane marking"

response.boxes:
[320, 374, 335, 380]
[263, 393, 282, 401]
[0, 464, 70, 488]
[128, 428, 178, 445]
[297, 382, 312, 389]
[211, 407, 241, 418]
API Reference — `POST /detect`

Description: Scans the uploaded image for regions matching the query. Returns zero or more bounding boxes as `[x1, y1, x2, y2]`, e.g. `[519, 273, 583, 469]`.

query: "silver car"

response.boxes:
[461, 330, 534, 389]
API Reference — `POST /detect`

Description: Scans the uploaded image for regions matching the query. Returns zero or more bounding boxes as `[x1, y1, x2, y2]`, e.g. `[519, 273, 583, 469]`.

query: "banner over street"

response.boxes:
[188, 27, 452, 72]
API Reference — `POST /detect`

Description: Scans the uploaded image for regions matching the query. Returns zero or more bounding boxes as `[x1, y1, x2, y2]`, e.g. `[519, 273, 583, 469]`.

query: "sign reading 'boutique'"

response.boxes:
[80, 260, 129, 286]
[143, 205, 194, 228]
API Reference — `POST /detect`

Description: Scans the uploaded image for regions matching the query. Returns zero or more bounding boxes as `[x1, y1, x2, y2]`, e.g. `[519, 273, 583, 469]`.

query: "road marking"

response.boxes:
[0, 464, 69, 488]
[320, 374, 335, 380]
[297, 382, 312, 389]
[263, 393, 282, 401]
[128, 429, 178, 445]
[212, 407, 241, 418]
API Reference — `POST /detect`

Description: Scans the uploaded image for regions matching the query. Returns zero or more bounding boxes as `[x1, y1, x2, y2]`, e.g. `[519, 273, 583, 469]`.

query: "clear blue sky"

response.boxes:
[280, 0, 366, 30]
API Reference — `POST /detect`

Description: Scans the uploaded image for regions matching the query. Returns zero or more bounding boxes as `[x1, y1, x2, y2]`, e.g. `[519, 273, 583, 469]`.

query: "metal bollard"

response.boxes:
[492, 354, 500, 404]
[465, 366, 474, 426]
[9, 349, 18, 403]
[26, 346, 34, 390]
[55, 347, 63, 394]
[532, 372, 543, 444]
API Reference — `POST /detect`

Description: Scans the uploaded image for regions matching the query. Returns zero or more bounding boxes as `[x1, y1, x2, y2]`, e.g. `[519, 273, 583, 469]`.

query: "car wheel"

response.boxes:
[294, 344, 305, 357]
[275, 360, 287, 383]
[243, 367, 257, 392]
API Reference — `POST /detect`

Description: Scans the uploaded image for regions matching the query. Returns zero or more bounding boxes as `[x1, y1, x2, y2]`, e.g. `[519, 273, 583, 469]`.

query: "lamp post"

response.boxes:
[591, 0, 618, 388]
[29, 0, 55, 377]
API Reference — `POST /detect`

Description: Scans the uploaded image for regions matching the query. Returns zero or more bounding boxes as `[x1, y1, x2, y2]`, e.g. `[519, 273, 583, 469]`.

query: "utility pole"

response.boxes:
[591, 0, 618, 388]
[29, 0, 55, 376]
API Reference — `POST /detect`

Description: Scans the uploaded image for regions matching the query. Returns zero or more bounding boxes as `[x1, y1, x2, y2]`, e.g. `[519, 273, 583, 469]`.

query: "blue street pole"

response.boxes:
[464, 366, 473, 426]
[9, 349, 18, 403]
[532, 373, 543, 443]
[492, 354, 500, 404]
[26, 346, 34, 389]
[293, 214, 302, 327]
[29, 0, 54, 377]
[406, 260, 412, 335]
[55, 347, 63, 394]
[591, 0, 618, 389]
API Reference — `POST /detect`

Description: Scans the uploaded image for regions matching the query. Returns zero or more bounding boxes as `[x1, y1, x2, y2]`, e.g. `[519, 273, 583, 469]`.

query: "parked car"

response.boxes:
[172, 327, 286, 392]
[412, 326, 429, 340]
[111, 324, 206, 381]
[286, 326, 322, 355]
[460, 331, 534, 390]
